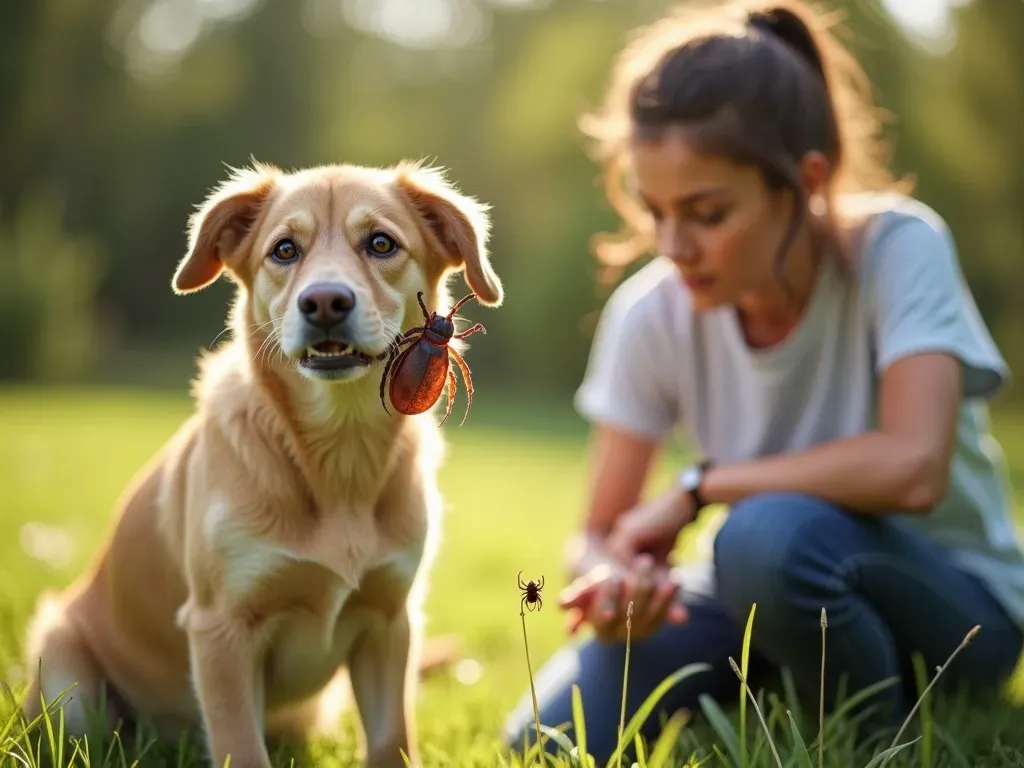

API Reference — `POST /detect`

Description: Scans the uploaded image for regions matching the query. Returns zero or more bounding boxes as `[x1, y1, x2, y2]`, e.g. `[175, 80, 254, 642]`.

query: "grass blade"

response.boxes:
[572, 684, 589, 765]
[698, 694, 741, 767]
[633, 731, 648, 768]
[863, 737, 922, 768]
[604, 663, 711, 768]
[538, 724, 577, 758]
[646, 710, 688, 768]
[739, 603, 756, 768]
[823, 678, 900, 738]
[786, 710, 814, 768]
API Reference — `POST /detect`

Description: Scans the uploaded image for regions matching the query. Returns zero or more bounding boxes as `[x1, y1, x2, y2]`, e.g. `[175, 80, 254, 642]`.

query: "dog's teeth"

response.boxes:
[306, 344, 356, 359]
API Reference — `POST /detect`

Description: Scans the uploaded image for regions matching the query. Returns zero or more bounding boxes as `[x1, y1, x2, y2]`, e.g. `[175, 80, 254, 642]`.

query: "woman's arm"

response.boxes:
[561, 424, 688, 639]
[564, 424, 661, 577]
[701, 351, 961, 515]
[605, 347, 963, 563]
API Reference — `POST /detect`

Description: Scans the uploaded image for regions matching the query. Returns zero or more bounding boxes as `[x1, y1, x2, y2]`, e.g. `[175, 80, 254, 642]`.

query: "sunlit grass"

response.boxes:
[2, 386, 1024, 766]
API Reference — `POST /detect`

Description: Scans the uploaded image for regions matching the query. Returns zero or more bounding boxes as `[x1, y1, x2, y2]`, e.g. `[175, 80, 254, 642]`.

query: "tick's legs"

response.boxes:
[537, 575, 544, 590]
[379, 349, 398, 414]
[416, 292, 430, 320]
[454, 323, 486, 340]
[518, 571, 527, 590]
[437, 369, 457, 427]
[448, 347, 474, 426]
[447, 292, 478, 319]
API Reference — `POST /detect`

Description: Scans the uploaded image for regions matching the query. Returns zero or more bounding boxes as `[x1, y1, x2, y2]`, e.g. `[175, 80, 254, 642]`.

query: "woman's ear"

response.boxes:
[394, 163, 503, 306]
[798, 150, 831, 198]
[172, 163, 280, 295]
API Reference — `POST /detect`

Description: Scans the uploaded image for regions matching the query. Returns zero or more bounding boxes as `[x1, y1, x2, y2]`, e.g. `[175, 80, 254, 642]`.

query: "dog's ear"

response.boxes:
[172, 163, 279, 294]
[394, 163, 503, 306]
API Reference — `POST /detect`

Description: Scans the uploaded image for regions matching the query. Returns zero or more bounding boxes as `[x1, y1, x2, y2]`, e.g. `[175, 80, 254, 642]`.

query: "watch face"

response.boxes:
[680, 465, 701, 491]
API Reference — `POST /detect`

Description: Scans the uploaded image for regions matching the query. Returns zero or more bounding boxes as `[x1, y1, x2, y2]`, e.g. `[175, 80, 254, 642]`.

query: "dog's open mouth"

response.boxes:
[299, 340, 375, 372]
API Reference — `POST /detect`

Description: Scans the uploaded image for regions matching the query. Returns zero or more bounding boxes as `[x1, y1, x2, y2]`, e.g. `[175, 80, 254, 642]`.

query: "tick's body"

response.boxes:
[380, 292, 484, 425]
[518, 571, 544, 612]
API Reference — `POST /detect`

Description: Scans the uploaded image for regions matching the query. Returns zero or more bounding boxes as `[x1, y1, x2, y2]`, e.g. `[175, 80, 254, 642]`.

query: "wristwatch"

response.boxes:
[677, 459, 713, 515]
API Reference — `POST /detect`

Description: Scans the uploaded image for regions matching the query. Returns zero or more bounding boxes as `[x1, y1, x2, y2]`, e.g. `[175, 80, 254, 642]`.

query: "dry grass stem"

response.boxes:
[819, 607, 827, 768]
[520, 605, 547, 766]
[616, 600, 634, 768]
[880, 624, 981, 767]
[729, 656, 783, 768]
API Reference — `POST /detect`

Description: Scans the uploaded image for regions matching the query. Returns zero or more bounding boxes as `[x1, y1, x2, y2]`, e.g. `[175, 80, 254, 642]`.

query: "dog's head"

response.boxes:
[172, 160, 502, 383]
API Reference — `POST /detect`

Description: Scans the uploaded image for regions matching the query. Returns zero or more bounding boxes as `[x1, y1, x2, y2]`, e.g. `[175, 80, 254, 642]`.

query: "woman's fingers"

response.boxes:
[621, 554, 655, 618]
[565, 574, 622, 637]
[560, 559, 689, 640]
[645, 573, 688, 626]
[558, 563, 614, 611]
[595, 576, 623, 624]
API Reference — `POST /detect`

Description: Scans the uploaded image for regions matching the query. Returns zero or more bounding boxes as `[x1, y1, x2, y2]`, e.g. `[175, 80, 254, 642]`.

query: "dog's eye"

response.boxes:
[366, 232, 399, 258]
[270, 239, 299, 264]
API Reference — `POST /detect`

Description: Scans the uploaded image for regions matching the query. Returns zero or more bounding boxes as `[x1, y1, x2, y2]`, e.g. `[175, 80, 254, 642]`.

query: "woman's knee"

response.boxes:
[712, 492, 846, 613]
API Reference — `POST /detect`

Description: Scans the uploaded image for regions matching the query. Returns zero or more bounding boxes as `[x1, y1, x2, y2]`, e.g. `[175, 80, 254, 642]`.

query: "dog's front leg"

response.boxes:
[348, 607, 418, 768]
[187, 614, 270, 768]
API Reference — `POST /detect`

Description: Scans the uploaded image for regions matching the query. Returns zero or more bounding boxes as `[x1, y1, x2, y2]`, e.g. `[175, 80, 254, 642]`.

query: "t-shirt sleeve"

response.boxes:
[574, 275, 681, 440]
[864, 208, 1011, 399]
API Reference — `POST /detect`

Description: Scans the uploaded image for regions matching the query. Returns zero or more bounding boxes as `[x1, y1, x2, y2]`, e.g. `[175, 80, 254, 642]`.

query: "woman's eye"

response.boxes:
[694, 209, 728, 226]
[366, 232, 399, 257]
[270, 238, 299, 263]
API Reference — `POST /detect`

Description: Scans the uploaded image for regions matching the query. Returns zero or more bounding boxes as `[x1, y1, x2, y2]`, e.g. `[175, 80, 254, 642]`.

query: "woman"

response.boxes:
[504, 0, 1024, 760]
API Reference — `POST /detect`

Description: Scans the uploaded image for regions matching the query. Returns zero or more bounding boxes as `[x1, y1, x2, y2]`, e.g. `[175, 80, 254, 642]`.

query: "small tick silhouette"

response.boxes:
[518, 571, 544, 612]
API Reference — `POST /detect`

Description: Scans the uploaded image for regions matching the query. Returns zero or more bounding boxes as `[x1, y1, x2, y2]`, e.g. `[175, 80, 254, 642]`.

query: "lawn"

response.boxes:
[3, 385, 1024, 767]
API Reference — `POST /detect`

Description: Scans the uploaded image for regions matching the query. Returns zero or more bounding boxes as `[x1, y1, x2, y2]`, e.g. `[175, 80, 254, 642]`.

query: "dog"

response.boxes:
[21, 159, 503, 768]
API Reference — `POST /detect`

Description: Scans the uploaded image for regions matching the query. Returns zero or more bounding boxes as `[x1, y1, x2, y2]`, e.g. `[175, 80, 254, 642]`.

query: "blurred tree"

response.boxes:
[0, 0, 1018, 406]
[895, 0, 1024, 383]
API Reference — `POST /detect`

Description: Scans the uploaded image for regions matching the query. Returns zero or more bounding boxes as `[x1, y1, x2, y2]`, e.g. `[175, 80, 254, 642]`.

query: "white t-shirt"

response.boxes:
[575, 193, 1024, 626]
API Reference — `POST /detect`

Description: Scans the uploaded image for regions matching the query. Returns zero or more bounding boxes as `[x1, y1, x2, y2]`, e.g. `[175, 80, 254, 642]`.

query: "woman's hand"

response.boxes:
[559, 554, 688, 642]
[604, 486, 696, 564]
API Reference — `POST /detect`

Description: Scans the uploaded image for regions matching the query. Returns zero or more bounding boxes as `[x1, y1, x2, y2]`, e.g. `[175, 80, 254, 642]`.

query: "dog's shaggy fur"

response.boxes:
[21, 160, 503, 768]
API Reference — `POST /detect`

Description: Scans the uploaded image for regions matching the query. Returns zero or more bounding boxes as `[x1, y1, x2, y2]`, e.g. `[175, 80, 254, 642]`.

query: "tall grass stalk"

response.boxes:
[728, 656, 783, 768]
[879, 624, 981, 768]
[520, 605, 547, 766]
[819, 608, 827, 768]
[616, 601, 634, 768]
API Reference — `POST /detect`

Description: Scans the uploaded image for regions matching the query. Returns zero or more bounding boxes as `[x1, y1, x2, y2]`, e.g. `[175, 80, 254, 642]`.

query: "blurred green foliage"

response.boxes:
[1, 0, 1020, 400]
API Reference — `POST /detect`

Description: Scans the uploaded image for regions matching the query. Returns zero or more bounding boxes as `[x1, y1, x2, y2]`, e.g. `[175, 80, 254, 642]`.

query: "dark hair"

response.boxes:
[580, 0, 910, 286]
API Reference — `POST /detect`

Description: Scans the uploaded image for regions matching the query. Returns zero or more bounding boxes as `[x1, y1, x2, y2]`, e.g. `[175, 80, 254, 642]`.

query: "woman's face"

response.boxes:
[631, 131, 797, 311]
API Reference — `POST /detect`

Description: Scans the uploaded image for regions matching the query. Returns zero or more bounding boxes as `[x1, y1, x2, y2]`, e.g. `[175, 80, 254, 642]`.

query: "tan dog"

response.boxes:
[21, 160, 503, 767]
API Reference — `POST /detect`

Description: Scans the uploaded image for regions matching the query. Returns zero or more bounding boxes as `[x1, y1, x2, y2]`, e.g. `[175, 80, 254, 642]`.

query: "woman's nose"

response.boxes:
[659, 225, 699, 265]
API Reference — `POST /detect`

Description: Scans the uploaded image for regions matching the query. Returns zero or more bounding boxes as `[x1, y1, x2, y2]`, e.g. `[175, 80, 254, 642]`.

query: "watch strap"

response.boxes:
[684, 459, 713, 513]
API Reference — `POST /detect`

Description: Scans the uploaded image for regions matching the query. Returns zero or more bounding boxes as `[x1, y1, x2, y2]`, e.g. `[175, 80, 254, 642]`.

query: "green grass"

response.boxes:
[2, 386, 1024, 766]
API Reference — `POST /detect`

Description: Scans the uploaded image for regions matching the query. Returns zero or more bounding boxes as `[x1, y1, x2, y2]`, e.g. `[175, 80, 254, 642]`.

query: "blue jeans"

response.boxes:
[504, 493, 1023, 762]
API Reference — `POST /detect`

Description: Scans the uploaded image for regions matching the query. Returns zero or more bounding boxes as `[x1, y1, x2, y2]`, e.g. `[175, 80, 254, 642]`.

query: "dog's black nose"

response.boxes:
[297, 283, 356, 330]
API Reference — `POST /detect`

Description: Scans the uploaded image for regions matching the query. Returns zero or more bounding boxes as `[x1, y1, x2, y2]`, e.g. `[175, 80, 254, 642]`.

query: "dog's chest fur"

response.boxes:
[200, 501, 421, 708]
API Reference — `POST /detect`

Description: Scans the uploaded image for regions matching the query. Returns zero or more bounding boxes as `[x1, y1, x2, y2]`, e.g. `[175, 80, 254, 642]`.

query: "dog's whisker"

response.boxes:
[379, 316, 407, 347]
[210, 317, 282, 349]
[250, 317, 283, 338]
[253, 330, 281, 371]
[263, 335, 284, 374]
[208, 324, 234, 348]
